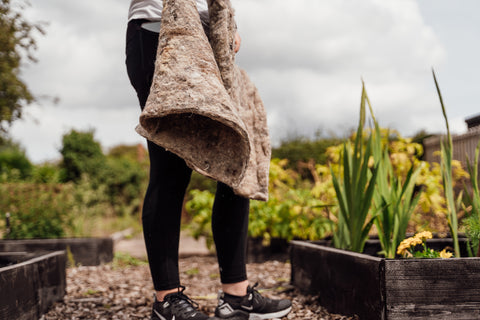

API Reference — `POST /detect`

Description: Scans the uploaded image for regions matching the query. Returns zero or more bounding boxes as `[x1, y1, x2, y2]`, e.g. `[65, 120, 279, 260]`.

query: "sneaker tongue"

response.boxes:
[166, 293, 198, 315]
[178, 298, 195, 311]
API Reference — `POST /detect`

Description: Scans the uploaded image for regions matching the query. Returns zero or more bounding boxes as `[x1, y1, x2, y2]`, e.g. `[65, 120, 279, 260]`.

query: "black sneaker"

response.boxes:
[215, 283, 292, 319]
[151, 286, 213, 320]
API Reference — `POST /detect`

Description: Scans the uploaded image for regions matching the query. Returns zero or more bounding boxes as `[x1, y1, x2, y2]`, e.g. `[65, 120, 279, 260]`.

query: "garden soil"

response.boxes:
[41, 234, 356, 320]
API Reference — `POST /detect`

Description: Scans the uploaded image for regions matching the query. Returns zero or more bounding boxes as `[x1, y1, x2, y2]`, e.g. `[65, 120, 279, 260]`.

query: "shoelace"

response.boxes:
[165, 286, 201, 318]
[248, 282, 261, 298]
[247, 282, 270, 309]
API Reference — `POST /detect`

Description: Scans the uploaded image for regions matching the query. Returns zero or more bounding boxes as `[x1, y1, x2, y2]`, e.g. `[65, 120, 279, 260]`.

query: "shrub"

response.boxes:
[185, 189, 215, 249]
[59, 131, 147, 216]
[59, 129, 105, 182]
[249, 159, 333, 243]
[98, 156, 147, 210]
[272, 135, 343, 171]
[0, 142, 32, 181]
[31, 162, 62, 183]
[249, 187, 333, 244]
[0, 183, 75, 239]
[185, 159, 334, 247]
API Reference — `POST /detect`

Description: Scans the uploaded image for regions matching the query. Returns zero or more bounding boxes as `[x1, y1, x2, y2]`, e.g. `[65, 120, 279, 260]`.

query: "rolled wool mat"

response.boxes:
[136, 0, 270, 201]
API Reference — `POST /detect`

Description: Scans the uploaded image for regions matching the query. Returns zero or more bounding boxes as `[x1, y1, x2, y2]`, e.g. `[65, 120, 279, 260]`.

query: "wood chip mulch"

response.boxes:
[42, 256, 356, 320]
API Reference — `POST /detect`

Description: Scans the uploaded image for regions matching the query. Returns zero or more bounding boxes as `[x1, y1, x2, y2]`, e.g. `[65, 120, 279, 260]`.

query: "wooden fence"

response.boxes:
[423, 127, 480, 168]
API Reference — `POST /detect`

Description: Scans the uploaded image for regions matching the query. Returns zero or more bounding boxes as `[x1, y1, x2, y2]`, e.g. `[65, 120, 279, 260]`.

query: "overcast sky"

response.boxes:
[10, 0, 480, 163]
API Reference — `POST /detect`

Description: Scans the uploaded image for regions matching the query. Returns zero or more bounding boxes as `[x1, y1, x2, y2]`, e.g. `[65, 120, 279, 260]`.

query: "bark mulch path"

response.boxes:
[42, 256, 356, 320]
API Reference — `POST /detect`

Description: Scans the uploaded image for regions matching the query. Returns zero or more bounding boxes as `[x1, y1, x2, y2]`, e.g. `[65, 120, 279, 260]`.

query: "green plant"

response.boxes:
[59, 129, 106, 182]
[0, 182, 75, 239]
[67, 175, 114, 237]
[249, 187, 333, 244]
[462, 140, 480, 256]
[112, 252, 147, 269]
[331, 83, 378, 252]
[368, 100, 423, 258]
[60, 131, 147, 217]
[83, 289, 101, 296]
[31, 162, 61, 183]
[66, 174, 143, 237]
[0, 178, 143, 239]
[433, 70, 461, 257]
[99, 156, 147, 208]
[66, 245, 76, 268]
[272, 135, 343, 169]
[185, 159, 334, 247]
[185, 189, 215, 249]
[187, 171, 217, 193]
[249, 158, 333, 243]
[0, 0, 45, 137]
[377, 168, 422, 258]
[186, 267, 199, 276]
[373, 147, 422, 258]
[464, 217, 480, 257]
[396, 231, 453, 258]
[324, 127, 460, 234]
[0, 141, 32, 181]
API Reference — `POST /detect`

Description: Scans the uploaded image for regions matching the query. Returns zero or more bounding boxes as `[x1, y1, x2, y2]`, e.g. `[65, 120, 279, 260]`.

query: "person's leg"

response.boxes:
[125, 19, 156, 109]
[125, 18, 221, 320]
[211, 182, 250, 295]
[212, 183, 292, 319]
[126, 19, 192, 297]
[143, 140, 192, 293]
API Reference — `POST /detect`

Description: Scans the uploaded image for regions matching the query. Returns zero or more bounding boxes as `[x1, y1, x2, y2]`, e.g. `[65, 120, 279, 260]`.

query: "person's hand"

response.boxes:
[234, 31, 241, 53]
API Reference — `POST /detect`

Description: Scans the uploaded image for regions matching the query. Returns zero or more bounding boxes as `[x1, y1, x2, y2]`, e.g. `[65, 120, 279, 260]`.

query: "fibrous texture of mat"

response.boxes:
[136, 0, 270, 201]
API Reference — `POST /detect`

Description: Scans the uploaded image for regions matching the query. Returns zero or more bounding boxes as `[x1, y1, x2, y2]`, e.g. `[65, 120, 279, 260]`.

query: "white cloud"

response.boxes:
[22, 0, 135, 111]
[11, 0, 479, 163]
[232, 0, 448, 142]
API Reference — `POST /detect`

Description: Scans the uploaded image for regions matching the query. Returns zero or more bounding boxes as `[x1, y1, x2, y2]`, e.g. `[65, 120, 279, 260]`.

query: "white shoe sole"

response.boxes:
[249, 306, 292, 320]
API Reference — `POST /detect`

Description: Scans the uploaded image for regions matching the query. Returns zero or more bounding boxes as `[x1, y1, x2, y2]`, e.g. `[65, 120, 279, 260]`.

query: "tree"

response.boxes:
[0, 0, 44, 140]
[0, 139, 32, 180]
[59, 129, 105, 182]
[271, 135, 343, 181]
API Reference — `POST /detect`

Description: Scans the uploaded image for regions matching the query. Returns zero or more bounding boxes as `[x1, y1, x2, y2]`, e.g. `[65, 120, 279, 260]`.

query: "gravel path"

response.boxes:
[42, 256, 356, 320]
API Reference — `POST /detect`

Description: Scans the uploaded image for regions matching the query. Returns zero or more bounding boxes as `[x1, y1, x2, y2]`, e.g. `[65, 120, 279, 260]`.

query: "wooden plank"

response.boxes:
[291, 241, 385, 320]
[387, 303, 480, 320]
[0, 238, 113, 266]
[291, 240, 480, 319]
[385, 258, 480, 319]
[0, 251, 66, 320]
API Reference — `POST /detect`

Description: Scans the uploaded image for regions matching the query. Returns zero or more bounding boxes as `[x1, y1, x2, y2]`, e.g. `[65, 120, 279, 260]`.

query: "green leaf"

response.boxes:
[433, 69, 460, 257]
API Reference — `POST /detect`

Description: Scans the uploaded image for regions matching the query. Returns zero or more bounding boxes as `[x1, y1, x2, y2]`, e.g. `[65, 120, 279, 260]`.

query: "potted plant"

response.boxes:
[290, 73, 480, 319]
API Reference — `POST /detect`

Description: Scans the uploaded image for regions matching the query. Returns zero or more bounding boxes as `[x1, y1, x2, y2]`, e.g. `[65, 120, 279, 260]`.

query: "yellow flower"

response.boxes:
[440, 249, 453, 259]
[396, 242, 409, 255]
[409, 237, 423, 247]
[415, 231, 433, 241]
[396, 236, 423, 256]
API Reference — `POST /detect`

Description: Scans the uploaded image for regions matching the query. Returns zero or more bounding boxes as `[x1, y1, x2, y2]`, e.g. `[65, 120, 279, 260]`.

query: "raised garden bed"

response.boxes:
[246, 237, 290, 263]
[0, 251, 66, 320]
[290, 239, 480, 320]
[0, 237, 113, 266]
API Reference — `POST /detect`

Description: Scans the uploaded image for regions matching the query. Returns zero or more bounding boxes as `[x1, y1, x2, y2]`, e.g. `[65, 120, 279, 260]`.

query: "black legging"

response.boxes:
[125, 19, 250, 291]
